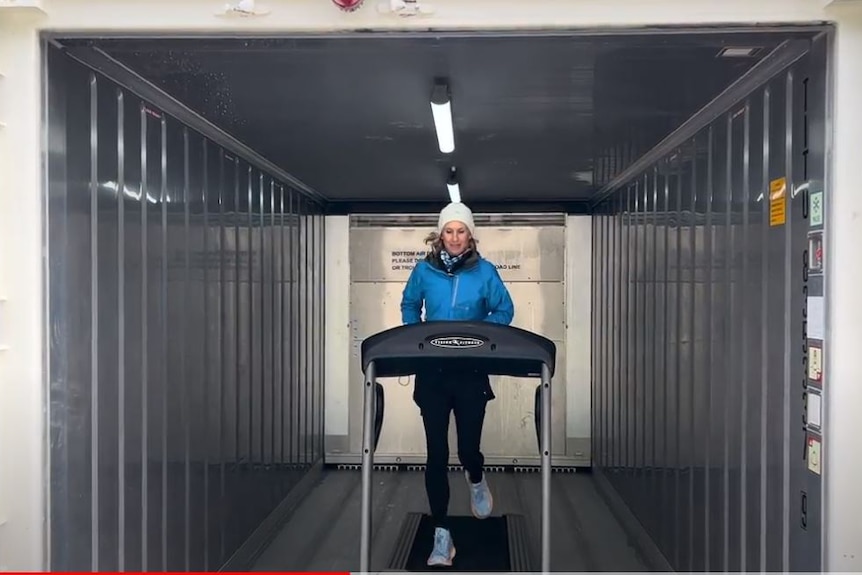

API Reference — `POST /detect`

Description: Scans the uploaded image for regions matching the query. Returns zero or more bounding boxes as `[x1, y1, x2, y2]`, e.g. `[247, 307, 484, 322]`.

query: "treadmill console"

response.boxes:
[360, 320, 556, 379]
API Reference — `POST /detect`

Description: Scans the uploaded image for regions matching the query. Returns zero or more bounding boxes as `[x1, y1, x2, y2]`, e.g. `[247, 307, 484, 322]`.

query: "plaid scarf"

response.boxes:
[439, 249, 469, 273]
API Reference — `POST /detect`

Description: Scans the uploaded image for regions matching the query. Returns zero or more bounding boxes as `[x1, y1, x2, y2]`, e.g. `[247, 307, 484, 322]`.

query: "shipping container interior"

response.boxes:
[43, 24, 831, 573]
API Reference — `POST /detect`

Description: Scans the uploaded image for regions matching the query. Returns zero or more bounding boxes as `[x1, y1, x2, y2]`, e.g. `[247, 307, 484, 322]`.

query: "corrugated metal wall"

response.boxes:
[591, 37, 827, 573]
[45, 45, 326, 571]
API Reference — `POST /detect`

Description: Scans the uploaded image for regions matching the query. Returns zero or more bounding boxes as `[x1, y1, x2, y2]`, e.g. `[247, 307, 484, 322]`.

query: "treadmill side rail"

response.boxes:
[541, 361, 551, 573]
[360, 360, 376, 573]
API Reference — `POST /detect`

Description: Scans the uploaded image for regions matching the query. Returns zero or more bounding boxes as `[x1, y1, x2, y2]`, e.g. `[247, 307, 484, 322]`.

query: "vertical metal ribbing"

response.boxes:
[760, 86, 771, 574]
[590, 205, 608, 467]
[600, 205, 606, 469]
[233, 158, 240, 507]
[614, 191, 622, 475]
[688, 139, 698, 571]
[306, 207, 313, 464]
[217, 149, 227, 565]
[674, 153, 683, 568]
[201, 138, 210, 572]
[623, 184, 631, 487]
[88, 71, 100, 573]
[651, 167, 660, 535]
[288, 190, 296, 472]
[297, 197, 303, 467]
[247, 166, 253, 471]
[590, 209, 597, 465]
[116, 87, 126, 572]
[739, 99, 751, 570]
[723, 111, 733, 573]
[279, 185, 286, 473]
[182, 127, 192, 572]
[139, 103, 149, 573]
[270, 180, 277, 470]
[317, 212, 322, 459]
[704, 125, 715, 570]
[661, 170, 671, 554]
[781, 69, 794, 574]
[160, 115, 169, 573]
[599, 205, 606, 469]
[316, 213, 322, 460]
[627, 183, 635, 498]
[639, 172, 649, 522]
[610, 195, 616, 472]
[306, 200, 311, 466]
[608, 197, 613, 473]
[259, 172, 266, 468]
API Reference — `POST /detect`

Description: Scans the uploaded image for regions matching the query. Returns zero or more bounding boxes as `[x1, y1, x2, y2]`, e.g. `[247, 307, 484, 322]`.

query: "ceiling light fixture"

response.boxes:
[430, 81, 455, 154]
[447, 166, 461, 203]
[717, 46, 762, 58]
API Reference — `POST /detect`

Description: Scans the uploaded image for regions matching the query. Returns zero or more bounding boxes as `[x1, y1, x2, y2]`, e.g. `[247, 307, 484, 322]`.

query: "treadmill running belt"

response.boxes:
[392, 513, 532, 572]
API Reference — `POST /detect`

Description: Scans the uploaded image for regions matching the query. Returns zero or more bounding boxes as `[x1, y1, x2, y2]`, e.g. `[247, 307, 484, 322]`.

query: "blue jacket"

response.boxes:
[400, 250, 515, 325]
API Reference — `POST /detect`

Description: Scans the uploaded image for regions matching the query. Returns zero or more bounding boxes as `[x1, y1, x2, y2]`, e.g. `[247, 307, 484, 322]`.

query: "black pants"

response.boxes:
[414, 369, 494, 530]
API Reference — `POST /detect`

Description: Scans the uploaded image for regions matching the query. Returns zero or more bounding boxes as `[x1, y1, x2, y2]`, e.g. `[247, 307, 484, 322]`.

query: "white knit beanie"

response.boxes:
[437, 202, 475, 234]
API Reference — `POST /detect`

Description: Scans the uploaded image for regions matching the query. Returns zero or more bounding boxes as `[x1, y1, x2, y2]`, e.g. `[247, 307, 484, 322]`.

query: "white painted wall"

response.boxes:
[323, 215, 594, 460]
[324, 216, 351, 439]
[565, 216, 592, 451]
[1, 0, 861, 571]
[0, 0, 835, 31]
[0, 10, 48, 572]
[822, 3, 862, 572]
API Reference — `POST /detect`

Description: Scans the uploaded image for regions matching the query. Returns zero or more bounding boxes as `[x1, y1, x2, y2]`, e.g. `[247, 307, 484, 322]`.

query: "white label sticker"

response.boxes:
[807, 437, 822, 475]
[809, 346, 823, 382]
[807, 392, 822, 428]
[808, 296, 825, 341]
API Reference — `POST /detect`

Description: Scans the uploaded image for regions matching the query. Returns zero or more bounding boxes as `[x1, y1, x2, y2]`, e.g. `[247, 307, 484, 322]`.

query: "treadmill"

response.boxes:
[359, 320, 556, 573]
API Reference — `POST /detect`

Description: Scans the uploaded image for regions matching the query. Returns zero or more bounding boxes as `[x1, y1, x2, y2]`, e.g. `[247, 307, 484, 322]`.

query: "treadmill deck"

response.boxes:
[251, 468, 650, 572]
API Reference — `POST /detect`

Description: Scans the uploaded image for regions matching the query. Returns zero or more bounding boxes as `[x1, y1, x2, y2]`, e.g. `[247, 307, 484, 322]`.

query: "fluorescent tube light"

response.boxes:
[431, 82, 455, 154]
[446, 166, 460, 202]
[717, 46, 761, 58]
[447, 182, 461, 203]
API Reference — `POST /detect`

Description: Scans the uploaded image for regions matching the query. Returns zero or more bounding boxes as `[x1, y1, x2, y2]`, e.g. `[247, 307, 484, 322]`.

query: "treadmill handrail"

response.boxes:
[359, 320, 556, 379]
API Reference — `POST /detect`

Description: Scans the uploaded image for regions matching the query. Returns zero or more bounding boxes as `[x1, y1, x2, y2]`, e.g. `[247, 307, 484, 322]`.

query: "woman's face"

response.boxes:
[441, 221, 471, 256]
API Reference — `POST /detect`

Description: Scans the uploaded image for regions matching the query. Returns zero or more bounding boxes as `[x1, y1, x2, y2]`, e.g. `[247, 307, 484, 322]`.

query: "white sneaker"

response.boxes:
[427, 527, 456, 566]
[466, 471, 493, 519]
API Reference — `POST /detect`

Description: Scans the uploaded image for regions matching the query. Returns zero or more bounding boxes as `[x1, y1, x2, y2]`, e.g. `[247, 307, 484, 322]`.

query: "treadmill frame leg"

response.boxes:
[360, 361, 376, 573]
[541, 362, 552, 573]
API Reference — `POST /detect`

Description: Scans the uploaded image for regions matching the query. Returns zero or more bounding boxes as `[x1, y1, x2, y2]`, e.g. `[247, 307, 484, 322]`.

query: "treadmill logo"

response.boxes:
[429, 336, 486, 349]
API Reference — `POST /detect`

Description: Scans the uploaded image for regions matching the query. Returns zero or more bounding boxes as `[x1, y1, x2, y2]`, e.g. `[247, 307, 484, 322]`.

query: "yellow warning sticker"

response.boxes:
[807, 436, 822, 475]
[770, 177, 787, 227]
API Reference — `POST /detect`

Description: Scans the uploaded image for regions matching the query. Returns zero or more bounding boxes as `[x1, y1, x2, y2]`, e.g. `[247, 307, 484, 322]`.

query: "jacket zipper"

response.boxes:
[450, 274, 460, 313]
